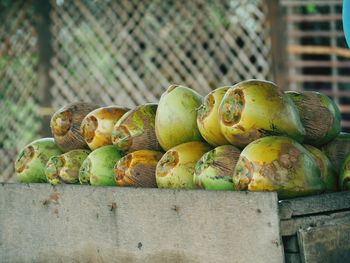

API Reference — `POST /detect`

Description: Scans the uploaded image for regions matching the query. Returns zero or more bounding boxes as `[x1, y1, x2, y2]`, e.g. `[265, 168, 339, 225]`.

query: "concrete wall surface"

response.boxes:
[0, 183, 284, 263]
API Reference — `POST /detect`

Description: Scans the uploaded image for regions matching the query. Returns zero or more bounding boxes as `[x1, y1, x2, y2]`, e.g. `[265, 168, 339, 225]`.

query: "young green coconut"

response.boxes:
[286, 91, 341, 146]
[45, 149, 91, 185]
[15, 138, 63, 183]
[304, 145, 337, 192]
[156, 141, 212, 189]
[80, 106, 129, 151]
[339, 154, 350, 190]
[193, 145, 240, 190]
[322, 132, 350, 174]
[112, 103, 162, 153]
[50, 102, 99, 152]
[233, 136, 325, 199]
[79, 145, 123, 186]
[114, 150, 163, 188]
[155, 85, 204, 151]
[197, 86, 231, 146]
[218, 80, 305, 148]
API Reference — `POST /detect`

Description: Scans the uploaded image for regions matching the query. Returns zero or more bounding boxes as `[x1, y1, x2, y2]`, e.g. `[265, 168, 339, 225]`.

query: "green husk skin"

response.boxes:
[339, 154, 350, 190]
[233, 136, 325, 199]
[218, 80, 305, 148]
[79, 145, 123, 186]
[286, 91, 341, 146]
[45, 149, 91, 185]
[112, 103, 162, 153]
[78, 159, 91, 185]
[197, 86, 231, 146]
[15, 138, 63, 183]
[156, 142, 212, 189]
[322, 132, 350, 174]
[193, 145, 240, 190]
[155, 85, 204, 151]
[304, 145, 338, 192]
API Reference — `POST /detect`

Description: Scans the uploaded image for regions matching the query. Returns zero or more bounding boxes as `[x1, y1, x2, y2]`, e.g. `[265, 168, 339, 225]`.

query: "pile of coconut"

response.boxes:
[14, 80, 350, 199]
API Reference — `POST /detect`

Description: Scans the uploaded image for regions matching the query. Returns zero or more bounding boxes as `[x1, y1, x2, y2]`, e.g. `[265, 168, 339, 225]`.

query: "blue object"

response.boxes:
[344, 0, 350, 47]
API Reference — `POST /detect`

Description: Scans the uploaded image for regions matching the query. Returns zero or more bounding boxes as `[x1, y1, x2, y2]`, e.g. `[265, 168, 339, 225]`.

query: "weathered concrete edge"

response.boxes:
[0, 184, 283, 262]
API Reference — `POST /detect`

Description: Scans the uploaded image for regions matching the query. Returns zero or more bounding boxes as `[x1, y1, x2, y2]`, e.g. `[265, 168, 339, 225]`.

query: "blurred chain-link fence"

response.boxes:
[49, 0, 272, 108]
[0, 0, 272, 182]
[0, 1, 42, 182]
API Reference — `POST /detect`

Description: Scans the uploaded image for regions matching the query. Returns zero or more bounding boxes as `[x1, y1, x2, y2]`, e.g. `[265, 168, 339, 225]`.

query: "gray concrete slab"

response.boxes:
[0, 183, 284, 263]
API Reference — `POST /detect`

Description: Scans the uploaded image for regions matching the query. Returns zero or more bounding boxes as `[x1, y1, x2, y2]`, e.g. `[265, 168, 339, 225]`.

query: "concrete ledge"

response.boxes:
[0, 183, 283, 263]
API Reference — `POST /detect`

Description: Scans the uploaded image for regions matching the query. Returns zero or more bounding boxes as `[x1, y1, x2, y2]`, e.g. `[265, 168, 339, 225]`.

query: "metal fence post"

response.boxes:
[266, 0, 288, 90]
[35, 0, 53, 137]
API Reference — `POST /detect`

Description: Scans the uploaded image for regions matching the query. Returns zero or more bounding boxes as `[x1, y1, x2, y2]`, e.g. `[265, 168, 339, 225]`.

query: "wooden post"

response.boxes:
[35, 0, 53, 137]
[266, 0, 288, 90]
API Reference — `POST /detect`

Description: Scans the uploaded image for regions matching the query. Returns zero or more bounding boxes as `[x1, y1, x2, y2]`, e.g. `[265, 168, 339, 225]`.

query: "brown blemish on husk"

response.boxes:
[65, 169, 78, 180]
[221, 89, 245, 126]
[115, 154, 132, 182]
[235, 156, 253, 190]
[51, 110, 73, 136]
[123, 162, 158, 187]
[260, 143, 300, 185]
[129, 114, 160, 152]
[292, 92, 333, 142]
[15, 145, 35, 173]
[309, 151, 327, 181]
[198, 94, 215, 122]
[112, 125, 133, 152]
[229, 127, 261, 147]
[81, 115, 98, 143]
[323, 133, 350, 172]
[115, 151, 162, 187]
[196, 145, 240, 189]
[79, 158, 92, 184]
[112, 104, 160, 153]
[236, 125, 245, 132]
[208, 146, 240, 175]
[46, 156, 67, 184]
[157, 151, 179, 177]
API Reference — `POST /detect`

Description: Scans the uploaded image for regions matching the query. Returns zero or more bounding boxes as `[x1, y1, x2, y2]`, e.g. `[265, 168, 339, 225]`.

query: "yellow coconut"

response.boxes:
[155, 85, 204, 151]
[218, 80, 305, 148]
[304, 144, 337, 192]
[156, 141, 211, 189]
[112, 103, 161, 153]
[197, 86, 231, 146]
[81, 106, 129, 150]
[233, 136, 325, 199]
[115, 150, 163, 188]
